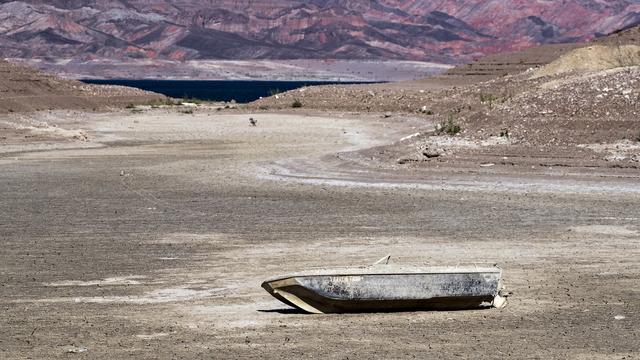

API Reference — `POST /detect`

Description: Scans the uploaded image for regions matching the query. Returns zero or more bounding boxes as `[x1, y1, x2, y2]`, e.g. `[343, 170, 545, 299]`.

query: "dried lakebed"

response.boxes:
[0, 108, 638, 359]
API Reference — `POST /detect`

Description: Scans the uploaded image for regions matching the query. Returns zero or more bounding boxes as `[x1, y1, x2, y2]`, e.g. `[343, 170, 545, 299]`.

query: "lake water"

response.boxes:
[82, 79, 373, 103]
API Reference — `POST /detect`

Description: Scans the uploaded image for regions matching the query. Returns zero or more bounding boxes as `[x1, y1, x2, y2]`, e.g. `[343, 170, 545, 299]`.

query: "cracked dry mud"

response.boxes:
[0, 108, 638, 359]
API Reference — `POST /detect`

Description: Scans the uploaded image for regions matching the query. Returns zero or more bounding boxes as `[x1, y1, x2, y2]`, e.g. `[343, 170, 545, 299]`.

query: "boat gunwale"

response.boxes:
[263, 266, 502, 284]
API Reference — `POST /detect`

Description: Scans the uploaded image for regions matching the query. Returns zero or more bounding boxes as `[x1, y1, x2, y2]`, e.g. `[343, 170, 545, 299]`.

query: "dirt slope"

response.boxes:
[532, 44, 640, 78]
[0, 59, 163, 114]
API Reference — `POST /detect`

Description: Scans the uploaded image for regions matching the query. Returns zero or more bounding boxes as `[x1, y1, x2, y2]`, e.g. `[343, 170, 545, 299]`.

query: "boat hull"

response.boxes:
[262, 268, 503, 314]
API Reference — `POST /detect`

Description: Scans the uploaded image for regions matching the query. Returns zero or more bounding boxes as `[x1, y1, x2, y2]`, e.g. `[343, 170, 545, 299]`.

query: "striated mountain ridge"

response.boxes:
[1, 0, 640, 64]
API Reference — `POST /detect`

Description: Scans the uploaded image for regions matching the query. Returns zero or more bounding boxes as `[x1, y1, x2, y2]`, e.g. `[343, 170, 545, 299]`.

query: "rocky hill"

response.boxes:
[250, 26, 640, 159]
[1, 0, 639, 65]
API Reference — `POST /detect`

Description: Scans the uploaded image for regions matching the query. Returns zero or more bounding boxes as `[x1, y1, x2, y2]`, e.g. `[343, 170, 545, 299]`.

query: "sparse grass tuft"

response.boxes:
[435, 114, 461, 136]
[292, 99, 303, 108]
[500, 128, 510, 138]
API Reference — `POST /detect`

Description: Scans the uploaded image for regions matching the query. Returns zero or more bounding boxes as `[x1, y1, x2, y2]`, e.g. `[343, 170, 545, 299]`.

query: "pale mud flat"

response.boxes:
[0, 108, 638, 359]
[23, 58, 451, 82]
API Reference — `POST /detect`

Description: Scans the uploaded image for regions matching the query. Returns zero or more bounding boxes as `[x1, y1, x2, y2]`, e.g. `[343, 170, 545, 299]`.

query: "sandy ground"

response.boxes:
[0, 107, 638, 359]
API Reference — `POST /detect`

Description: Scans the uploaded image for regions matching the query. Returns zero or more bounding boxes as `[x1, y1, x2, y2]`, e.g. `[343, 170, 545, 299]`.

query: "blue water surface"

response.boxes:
[81, 79, 374, 103]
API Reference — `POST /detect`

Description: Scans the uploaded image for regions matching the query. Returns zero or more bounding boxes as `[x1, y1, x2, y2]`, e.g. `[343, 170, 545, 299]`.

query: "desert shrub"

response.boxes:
[125, 103, 135, 109]
[435, 114, 461, 135]
[181, 109, 194, 115]
[479, 93, 500, 108]
[500, 128, 510, 138]
[292, 99, 303, 108]
[146, 98, 180, 107]
[181, 97, 203, 104]
[269, 88, 281, 96]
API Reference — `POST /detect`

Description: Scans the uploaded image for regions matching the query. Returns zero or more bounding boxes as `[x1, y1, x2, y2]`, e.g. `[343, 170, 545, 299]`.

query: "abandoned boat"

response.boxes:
[262, 258, 506, 314]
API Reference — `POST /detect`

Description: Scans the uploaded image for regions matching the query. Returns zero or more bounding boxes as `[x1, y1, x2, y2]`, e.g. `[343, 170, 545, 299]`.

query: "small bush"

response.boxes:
[500, 128, 510, 138]
[146, 98, 179, 107]
[125, 103, 135, 109]
[269, 88, 281, 96]
[292, 99, 303, 108]
[479, 93, 500, 108]
[435, 114, 461, 136]
[181, 109, 194, 115]
[181, 97, 202, 104]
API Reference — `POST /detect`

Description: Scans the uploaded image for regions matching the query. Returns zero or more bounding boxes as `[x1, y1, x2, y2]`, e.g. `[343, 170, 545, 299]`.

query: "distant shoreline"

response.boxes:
[9, 58, 452, 83]
[78, 77, 387, 83]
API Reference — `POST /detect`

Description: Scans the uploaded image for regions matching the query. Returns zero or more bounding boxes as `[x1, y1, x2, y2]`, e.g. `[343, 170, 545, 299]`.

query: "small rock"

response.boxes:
[66, 346, 88, 354]
[400, 132, 421, 141]
[397, 157, 419, 164]
[422, 149, 441, 158]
